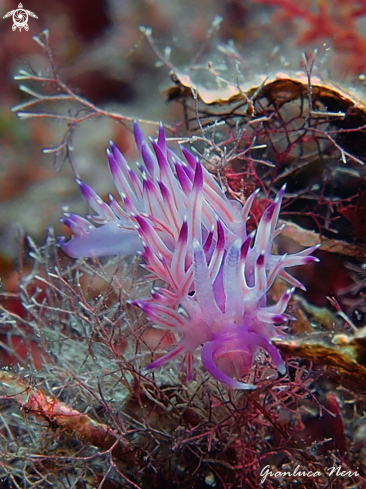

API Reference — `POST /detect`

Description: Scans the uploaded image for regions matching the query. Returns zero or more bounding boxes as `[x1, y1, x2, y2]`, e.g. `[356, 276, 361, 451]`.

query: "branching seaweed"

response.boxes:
[12, 30, 171, 173]
[3, 25, 366, 489]
[0, 233, 365, 488]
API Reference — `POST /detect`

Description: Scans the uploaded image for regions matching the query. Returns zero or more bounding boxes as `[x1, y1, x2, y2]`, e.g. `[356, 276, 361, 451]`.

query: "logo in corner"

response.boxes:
[3, 3, 38, 32]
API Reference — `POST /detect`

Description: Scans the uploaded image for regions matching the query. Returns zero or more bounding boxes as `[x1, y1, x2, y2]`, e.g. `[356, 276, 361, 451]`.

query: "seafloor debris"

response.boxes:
[167, 70, 366, 256]
[274, 326, 366, 386]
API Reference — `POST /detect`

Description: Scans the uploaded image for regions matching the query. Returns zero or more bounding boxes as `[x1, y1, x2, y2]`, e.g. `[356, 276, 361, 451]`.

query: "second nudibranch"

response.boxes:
[60, 122, 319, 389]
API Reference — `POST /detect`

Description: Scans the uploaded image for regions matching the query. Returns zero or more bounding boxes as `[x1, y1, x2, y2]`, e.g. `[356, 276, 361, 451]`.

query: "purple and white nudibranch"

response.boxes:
[60, 122, 319, 389]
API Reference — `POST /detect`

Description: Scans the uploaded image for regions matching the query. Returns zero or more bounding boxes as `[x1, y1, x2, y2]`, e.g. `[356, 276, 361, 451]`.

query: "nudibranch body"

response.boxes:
[60, 122, 319, 389]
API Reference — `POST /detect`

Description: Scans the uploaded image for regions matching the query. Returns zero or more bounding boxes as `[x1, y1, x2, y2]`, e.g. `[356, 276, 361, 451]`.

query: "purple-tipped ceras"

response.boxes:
[60, 122, 319, 389]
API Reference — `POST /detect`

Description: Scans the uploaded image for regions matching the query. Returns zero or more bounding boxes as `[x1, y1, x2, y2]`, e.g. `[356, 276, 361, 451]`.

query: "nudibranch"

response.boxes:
[60, 122, 319, 389]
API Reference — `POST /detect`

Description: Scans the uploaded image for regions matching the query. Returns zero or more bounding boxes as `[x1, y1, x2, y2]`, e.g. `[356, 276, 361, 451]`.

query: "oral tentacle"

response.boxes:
[201, 341, 257, 390]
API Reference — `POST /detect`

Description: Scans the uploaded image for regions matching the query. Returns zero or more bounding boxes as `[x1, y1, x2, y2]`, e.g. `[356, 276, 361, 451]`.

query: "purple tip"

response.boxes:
[271, 314, 287, 324]
[281, 289, 293, 303]
[241, 233, 254, 260]
[143, 176, 157, 195]
[175, 163, 191, 194]
[257, 252, 265, 267]
[134, 120, 145, 153]
[60, 217, 71, 228]
[216, 219, 225, 251]
[193, 160, 203, 191]
[158, 180, 171, 203]
[151, 140, 170, 173]
[111, 142, 129, 169]
[76, 180, 99, 204]
[150, 289, 160, 300]
[158, 121, 167, 156]
[141, 142, 157, 176]
[181, 147, 197, 170]
[134, 214, 150, 234]
[203, 227, 214, 254]
[107, 149, 119, 175]
[303, 256, 320, 264]
[178, 218, 188, 245]
[263, 202, 276, 223]
[275, 183, 287, 203]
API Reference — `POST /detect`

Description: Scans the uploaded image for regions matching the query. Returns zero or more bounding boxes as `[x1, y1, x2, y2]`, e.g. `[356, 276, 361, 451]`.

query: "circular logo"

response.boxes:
[12, 8, 29, 31]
